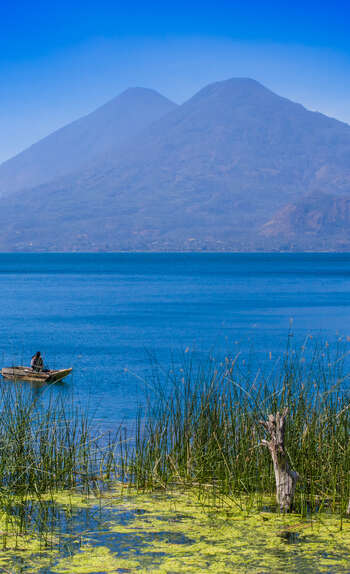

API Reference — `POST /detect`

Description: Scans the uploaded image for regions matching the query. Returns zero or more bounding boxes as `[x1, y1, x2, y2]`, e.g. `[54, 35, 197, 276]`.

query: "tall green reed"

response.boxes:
[0, 382, 119, 544]
[125, 338, 350, 514]
[0, 383, 118, 495]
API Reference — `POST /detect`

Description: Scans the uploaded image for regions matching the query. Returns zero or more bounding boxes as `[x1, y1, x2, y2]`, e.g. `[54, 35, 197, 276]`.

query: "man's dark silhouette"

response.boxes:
[31, 351, 44, 372]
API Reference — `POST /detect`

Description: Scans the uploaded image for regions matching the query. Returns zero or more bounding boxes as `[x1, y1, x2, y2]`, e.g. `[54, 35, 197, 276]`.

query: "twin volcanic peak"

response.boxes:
[0, 78, 350, 251]
[0, 87, 177, 196]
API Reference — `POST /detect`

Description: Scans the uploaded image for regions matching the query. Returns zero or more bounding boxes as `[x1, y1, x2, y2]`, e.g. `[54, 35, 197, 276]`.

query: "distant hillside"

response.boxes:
[261, 192, 350, 251]
[0, 78, 350, 251]
[0, 88, 177, 195]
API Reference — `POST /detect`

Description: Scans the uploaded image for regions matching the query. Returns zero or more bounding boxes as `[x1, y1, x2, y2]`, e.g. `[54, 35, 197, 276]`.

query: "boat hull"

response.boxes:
[1, 367, 72, 383]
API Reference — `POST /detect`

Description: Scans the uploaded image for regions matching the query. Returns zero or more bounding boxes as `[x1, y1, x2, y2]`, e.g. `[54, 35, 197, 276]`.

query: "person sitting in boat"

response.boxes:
[31, 351, 44, 372]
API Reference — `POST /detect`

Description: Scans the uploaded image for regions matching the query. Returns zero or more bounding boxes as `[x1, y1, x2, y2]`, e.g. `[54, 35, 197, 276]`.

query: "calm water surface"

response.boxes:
[0, 253, 350, 427]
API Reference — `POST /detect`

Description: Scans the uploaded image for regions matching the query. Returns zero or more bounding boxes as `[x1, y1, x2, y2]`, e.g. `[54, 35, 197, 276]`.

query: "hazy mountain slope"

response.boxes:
[260, 192, 350, 250]
[0, 78, 350, 251]
[0, 88, 177, 195]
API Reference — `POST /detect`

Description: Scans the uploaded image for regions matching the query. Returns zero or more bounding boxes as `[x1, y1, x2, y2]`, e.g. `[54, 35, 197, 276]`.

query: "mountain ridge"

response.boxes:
[0, 77, 349, 251]
[0, 87, 177, 196]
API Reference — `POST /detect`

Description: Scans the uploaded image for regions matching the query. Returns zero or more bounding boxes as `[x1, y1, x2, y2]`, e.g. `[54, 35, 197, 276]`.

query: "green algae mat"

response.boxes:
[2, 487, 350, 573]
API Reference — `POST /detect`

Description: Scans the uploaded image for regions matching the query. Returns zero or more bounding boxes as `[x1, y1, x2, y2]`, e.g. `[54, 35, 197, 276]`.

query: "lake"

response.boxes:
[1, 252, 350, 428]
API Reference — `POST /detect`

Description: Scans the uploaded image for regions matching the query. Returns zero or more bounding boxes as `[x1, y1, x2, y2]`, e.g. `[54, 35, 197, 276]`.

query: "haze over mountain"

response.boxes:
[261, 192, 350, 250]
[0, 78, 350, 251]
[0, 87, 177, 195]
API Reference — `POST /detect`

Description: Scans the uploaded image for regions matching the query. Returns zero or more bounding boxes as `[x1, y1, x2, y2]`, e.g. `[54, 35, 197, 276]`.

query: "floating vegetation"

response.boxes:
[0, 381, 119, 563]
[101, 488, 350, 573]
[54, 545, 139, 574]
[3, 486, 350, 573]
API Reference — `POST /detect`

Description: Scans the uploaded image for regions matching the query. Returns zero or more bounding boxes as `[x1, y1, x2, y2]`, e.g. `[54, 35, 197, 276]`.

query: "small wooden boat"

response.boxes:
[1, 367, 72, 383]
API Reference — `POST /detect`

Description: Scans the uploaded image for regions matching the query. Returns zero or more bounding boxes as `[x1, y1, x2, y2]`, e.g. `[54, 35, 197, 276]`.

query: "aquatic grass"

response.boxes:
[124, 338, 350, 516]
[1, 339, 350, 571]
[0, 382, 120, 547]
[0, 384, 119, 494]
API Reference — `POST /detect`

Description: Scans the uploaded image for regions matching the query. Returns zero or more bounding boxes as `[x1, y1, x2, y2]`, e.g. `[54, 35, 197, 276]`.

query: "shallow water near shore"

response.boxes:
[3, 487, 350, 573]
[1, 253, 350, 427]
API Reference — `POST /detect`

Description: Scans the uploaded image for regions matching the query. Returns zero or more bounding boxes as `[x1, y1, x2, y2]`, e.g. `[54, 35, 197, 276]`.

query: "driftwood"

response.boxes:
[260, 408, 299, 512]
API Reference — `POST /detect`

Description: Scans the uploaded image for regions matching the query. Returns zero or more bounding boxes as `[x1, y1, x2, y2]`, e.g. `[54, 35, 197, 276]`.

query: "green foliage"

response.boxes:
[0, 383, 118, 545]
[125, 338, 350, 515]
[1, 339, 350, 572]
[33, 488, 350, 573]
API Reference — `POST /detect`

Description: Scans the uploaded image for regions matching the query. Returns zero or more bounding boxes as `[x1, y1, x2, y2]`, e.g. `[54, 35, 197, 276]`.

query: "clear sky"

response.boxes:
[1, 0, 349, 163]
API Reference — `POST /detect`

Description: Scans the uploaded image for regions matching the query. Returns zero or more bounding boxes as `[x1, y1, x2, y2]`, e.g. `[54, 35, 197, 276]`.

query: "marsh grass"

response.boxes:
[2, 335, 350, 559]
[124, 337, 350, 516]
[0, 383, 119, 546]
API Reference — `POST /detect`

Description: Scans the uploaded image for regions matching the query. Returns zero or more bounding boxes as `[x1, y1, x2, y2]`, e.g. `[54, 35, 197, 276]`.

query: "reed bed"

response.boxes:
[124, 337, 350, 515]
[0, 383, 118, 545]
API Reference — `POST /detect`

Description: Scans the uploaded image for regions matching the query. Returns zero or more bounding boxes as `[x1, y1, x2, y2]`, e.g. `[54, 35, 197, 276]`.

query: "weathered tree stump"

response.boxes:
[260, 408, 299, 512]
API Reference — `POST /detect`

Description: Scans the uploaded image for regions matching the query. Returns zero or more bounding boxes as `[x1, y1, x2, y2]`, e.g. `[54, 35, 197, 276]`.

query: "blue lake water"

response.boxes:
[1, 252, 350, 428]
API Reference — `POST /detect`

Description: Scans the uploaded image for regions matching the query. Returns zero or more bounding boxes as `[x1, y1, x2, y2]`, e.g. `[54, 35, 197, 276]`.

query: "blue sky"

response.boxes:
[1, 0, 349, 163]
